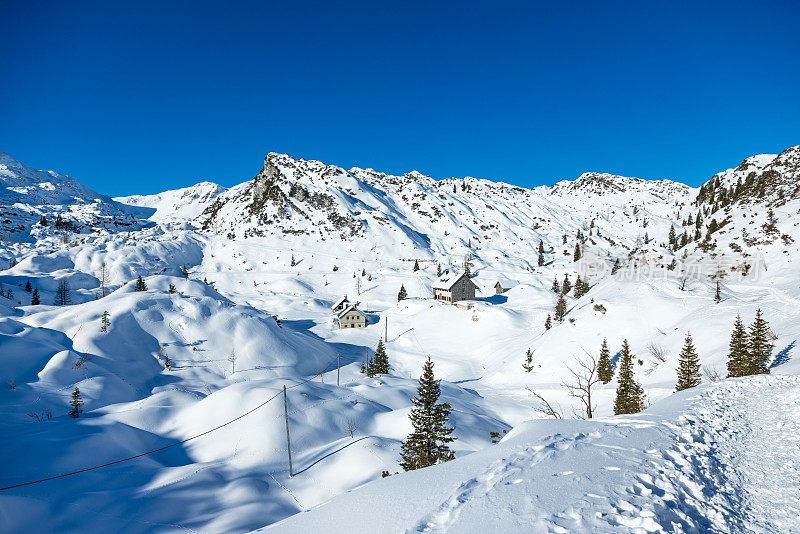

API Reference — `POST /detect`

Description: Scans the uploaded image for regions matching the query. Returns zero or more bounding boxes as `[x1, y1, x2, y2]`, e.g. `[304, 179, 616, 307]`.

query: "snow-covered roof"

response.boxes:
[336, 305, 365, 319]
[494, 277, 519, 289]
[433, 271, 475, 290]
[331, 296, 349, 310]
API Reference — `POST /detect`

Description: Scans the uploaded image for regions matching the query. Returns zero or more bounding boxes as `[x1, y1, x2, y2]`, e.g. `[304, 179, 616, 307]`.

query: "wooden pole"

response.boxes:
[337, 353, 340, 386]
[385, 318, 388, 342]
[283, 385, 293, 477]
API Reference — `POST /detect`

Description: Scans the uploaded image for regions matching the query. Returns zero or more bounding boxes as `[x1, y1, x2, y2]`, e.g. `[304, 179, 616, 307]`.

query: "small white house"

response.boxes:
[336, 305, 367, 329]
[493, 277, 519, 294]
[433, 271, 477, 303]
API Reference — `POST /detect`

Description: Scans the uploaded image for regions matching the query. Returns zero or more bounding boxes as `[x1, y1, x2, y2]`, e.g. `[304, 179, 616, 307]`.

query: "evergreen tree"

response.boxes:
[134, 276, 147, 291]
[538, 240, 545, 255]
[31, 287, 40, 305]
[181, 265, 189, 279]
[747, 309, 772, 375]
[413, 260, 420, 272]
[561, 274, 570, 294]
[100, 310, 110, 333]
[290, 254, 296, 267]
[544, 314, 552, 330]
[554, 293, 567, 322]
[668, 225, 676, 249]
[611, 258, 621, 275]
[675, 332, 701, 391]
[613, 339, 645, 415]
[573, 242, 581, 262]
[68, 387, 83, 418]
[551, 277, 560, 293]
[726, 314, 749, 378]
[54, 279, 71, 305]
[714, 281, 721, 303]
[397, 284, 407, 302]
[597, 338, 613, 384]
[437, 264, 442, 277]
[372, 340, 390, 374]
[168, 283, 177, 294]
[522, 349, 534, 372]
[39, 215, 48, 226]
[24, 280, 32, 293]
[680, 233, 688, 248]
[538, 249, 545, 267]
[399, 358, 455, 471]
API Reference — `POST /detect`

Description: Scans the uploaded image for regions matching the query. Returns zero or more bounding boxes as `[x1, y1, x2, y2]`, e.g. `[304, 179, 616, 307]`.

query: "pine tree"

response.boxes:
[675, 332, 701, 391]
[437, 264, 442, 277]
[372, 340, 390, 374]
[554, 293, 567, 322]
[399, 358, 455, 471]
[573, 242, 581, 262]
[551, 277, 560, 293]
[613, 339, 645, 415]
[168, 283, 177, 293]
[598, 338, 613, 384]
[68, 387, 83, 418]
[290, 254, 296, 267]
[538, 240, 545, 255]
[522, 349, 534, 372]
[561, 274, 570, 294]
[544, 314, 552, 330]
[181, 265, 189, 279]
[24, 281, 32, 293]
[726, 315, 749, 378]
[538, 249, 545, 266]
[413, 260, 420, 272]
[100, 310, 110, 332]
[714, 281, 721, 303]
[668, 225, 676, 249]
[611, 258, 621, 275]
[747, 309, 772, 375]
[31, 288, 40, 305]
[134, 276, 147, 291]
[397, 284, 407, 302]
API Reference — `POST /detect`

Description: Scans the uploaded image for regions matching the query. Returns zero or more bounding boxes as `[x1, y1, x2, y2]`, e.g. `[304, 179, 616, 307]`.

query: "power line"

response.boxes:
[0, 352, 343, 492]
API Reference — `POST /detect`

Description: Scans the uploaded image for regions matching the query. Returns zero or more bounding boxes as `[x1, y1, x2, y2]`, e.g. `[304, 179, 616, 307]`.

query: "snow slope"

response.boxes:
[265, 375, 800, 533]
[0, 146, 798, 532]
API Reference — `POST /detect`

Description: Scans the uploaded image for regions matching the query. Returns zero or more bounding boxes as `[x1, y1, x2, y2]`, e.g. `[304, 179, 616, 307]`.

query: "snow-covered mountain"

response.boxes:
[0, 151, 151, 241]
[0, 146, 798, 532]
[115, 181, 226, 226]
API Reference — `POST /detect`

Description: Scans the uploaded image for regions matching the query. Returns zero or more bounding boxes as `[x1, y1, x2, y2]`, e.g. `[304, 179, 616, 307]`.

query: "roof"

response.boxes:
[433, 270, 476, 291]
[494, 277, 519, 289]
[336, 305, 365, 319]
[331, 296, 349, 310]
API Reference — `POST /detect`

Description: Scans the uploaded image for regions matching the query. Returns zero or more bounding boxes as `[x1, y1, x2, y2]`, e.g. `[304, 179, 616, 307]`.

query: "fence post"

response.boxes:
[283, 385, 293, 477]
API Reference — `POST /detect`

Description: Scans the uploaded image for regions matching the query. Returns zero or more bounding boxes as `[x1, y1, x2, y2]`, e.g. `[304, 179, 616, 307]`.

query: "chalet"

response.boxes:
[493, 277, 519, 294]
[433, 271, 477, 303]
[336, 305, 367, 329]
[331, 296, 350, 314]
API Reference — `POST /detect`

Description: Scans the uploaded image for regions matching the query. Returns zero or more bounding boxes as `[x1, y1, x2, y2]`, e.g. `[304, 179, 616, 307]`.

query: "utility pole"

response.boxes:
[384, 318, 388, 342]
[337, 353, 340, 386]
[283, 385, 293, 477]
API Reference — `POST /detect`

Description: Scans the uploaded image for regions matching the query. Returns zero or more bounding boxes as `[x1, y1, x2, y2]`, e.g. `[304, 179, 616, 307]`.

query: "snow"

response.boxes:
[265, 375, 800, 533]
[0, 146, 798, 532]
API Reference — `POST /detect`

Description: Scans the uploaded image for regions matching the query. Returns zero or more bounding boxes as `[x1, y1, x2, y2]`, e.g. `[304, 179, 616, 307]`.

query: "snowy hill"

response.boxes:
[0, 146, 799, 532]
[265, 374, 800, 533]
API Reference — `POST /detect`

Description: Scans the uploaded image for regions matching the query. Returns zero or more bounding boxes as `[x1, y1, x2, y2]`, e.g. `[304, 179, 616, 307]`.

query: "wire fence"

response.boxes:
[0, 352, 343, 492]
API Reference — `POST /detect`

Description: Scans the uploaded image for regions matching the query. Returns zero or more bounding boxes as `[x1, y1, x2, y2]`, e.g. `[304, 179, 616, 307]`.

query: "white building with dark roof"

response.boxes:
[336, 304, 367, 329]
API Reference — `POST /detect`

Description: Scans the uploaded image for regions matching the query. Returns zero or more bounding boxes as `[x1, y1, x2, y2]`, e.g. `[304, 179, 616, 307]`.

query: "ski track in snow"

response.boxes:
[405, 376, 800, 533]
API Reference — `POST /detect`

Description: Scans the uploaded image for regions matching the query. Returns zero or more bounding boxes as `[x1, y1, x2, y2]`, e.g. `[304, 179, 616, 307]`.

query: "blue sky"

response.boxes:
[1, 1, 798, 196]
